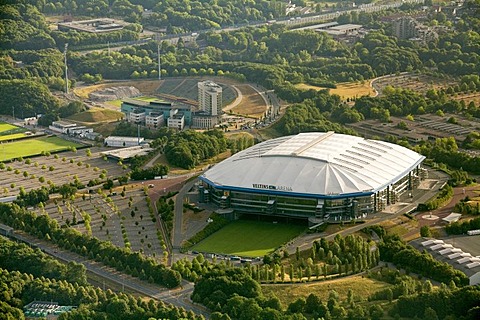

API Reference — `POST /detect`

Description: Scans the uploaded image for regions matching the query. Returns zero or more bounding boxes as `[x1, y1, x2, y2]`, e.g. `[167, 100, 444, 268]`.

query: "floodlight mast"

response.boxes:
[64, 43, 69, 94]
[157, 43, 161, 80]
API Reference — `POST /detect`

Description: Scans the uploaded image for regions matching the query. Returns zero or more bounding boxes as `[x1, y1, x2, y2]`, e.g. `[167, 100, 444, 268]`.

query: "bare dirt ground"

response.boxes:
[229, 84, 267, 118]
[74, 80, 164, 99]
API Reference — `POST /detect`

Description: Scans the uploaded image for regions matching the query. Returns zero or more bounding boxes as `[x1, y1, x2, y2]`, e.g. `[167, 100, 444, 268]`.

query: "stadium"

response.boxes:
[199, 131, 427, 223]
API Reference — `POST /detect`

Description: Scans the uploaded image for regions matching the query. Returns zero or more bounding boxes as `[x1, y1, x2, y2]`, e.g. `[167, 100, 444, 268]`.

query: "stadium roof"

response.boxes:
[201, 132, 425, 198]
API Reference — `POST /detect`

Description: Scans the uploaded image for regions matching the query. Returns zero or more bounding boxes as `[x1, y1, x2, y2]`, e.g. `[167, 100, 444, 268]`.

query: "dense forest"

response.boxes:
[0, 237, 200, 320]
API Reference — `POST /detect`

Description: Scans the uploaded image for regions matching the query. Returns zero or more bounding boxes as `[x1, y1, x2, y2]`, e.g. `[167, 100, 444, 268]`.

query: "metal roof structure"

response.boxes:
[411, 238, 480, 284]
[201, 132, 425, 198]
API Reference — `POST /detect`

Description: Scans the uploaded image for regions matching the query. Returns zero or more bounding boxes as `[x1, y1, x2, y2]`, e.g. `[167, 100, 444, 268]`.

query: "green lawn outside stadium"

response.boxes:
[191, 220, 305, 257]
[0, 136, 83, 161]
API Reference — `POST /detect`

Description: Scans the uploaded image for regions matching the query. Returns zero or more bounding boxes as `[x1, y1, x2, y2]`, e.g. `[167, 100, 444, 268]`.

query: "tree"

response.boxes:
[420, 225, 432, 237]
[59, 184, 77, 199]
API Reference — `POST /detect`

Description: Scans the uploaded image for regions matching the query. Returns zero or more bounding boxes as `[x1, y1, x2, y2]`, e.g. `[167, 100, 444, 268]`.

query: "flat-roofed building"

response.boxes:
[145, 112, 164, 129]
[128, 109, 146, 124]
[167, 114, 185, 130]
[121, 99, 192, 127]
[104, 136, 144, 147]
[192, 111, 220, 129]
[49, 120, 77, 134]
[58, 18, 126, 33]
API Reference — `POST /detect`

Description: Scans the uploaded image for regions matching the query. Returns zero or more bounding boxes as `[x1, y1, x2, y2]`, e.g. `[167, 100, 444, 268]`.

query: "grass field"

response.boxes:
[135, 96, 160, 102]
[104, 99, 122, 107]
[296, 81, 375, 100]
[0, 122, 19, 134]
[262, 275, 391, 306]
[0, 133, 28, 142]
[68, 107, 124, 123]
[0, 136, 83, 161]
[191, 220, 305, 257]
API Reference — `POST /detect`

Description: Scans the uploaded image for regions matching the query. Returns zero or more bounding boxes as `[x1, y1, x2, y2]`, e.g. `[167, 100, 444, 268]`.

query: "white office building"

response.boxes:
[145, 113, 164, 129]
[167, 114, 185, 130]
[198, 80, 222, 116]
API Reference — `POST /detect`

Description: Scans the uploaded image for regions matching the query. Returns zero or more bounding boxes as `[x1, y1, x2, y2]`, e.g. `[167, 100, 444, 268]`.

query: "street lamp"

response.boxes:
[64, 43, 69, 94]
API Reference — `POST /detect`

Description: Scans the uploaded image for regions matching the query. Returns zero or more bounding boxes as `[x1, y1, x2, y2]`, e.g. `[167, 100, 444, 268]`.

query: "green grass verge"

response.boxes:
[135, 96, 160, 102]
[191, 220, 305, 257]
[104, 99, 122, 107]
[68, 108, 124, 123]
[0, 136, 83, 161]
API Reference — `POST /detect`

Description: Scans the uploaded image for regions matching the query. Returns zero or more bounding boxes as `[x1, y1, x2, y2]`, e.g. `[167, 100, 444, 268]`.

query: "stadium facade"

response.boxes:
[199, 132, 427, 222]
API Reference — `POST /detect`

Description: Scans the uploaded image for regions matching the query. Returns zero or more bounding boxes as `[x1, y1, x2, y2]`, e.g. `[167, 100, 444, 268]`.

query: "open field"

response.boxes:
[135, 96, 159, 102]
[373, 73, 456, 95]
[262, 275, 391, 306]
[68, 107, 124, 123]
[230, 84, 267, 118]
[104, 99, 122, 107]
[0, 122, 19, 133]
[0, 136, 83, 162]
[0, 133, 28, 142]
[191, 220, 305, 257]
[296, 81, 375, 100]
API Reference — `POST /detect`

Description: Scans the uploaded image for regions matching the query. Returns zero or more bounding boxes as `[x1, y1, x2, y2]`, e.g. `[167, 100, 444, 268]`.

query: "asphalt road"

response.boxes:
[173, 178, 198, 249]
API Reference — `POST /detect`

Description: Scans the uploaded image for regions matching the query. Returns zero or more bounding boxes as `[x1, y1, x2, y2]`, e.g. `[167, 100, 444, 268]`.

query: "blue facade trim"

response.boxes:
[199, 176, 374, 200]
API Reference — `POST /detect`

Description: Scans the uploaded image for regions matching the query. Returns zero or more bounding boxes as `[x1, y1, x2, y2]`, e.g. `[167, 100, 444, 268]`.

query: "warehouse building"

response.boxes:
[199, 132, 426, 223]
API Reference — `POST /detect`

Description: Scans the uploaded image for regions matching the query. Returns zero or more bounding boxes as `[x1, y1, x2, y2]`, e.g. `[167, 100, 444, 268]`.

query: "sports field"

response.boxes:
[0, 136, 82, 161]
[191, 220, 305, 257]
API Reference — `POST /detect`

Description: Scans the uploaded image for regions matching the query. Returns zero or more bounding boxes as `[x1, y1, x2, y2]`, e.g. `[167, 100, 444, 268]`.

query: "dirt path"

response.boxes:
[223, 85, 243, 112]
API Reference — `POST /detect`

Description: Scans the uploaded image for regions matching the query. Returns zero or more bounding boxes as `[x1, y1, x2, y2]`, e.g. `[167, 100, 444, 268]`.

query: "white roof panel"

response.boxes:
[202, 132, 425, 197]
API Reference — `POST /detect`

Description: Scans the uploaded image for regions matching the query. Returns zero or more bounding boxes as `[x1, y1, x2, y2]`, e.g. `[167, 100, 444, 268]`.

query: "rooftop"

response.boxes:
[410, 238, 480, 280]
[201, 132, 424, 197]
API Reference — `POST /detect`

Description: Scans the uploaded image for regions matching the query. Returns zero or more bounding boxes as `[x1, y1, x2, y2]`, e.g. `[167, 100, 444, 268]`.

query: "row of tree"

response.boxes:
[0, 203, 182, 288]
[0, 236, 87, 285]
[378, 235, 469, 286]
[445, 216, 480, 235]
